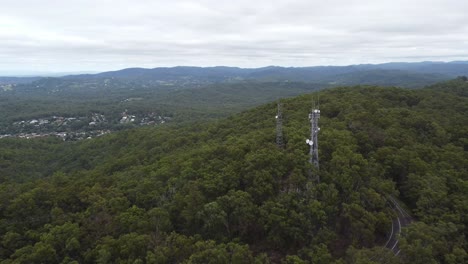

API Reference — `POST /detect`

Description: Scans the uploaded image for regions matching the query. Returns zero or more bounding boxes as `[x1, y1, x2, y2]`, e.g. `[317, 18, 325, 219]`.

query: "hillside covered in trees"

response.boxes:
[0, 79, 467, 263]
[3, 62, 468, 138]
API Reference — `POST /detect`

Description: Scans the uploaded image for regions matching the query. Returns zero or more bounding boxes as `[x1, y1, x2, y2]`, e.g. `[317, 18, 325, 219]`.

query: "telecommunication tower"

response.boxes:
[275, 102, 284, 148]
[306, 102, 320, 172]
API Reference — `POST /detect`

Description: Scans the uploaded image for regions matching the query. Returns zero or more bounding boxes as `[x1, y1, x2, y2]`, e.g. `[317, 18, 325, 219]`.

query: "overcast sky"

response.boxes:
[1, 0, 468, 74]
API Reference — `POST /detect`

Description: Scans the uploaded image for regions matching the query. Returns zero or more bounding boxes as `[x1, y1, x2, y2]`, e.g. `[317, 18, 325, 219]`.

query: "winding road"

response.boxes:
[372, 196, 413, 263]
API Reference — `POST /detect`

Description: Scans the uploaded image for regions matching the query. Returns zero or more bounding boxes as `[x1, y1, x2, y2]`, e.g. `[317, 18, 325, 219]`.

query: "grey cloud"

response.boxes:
[1, 0, 468, 73]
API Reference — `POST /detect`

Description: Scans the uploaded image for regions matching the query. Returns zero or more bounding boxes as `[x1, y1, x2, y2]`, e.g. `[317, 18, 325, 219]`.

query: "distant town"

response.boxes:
[0, 111, 172, 141]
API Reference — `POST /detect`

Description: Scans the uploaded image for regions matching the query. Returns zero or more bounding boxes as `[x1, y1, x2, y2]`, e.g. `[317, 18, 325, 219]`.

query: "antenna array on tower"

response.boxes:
[307, 99, 320, 182]
[276, 102, 284, 148]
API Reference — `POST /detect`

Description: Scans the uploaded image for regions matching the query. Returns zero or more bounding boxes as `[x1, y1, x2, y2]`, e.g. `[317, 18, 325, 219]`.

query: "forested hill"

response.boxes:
[3, 61, 468, 89]
[63, 62, 467, 86]
[0, 79, 467, 263]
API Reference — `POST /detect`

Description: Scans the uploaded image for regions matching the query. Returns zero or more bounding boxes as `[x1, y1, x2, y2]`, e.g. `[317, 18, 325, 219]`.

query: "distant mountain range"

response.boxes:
[0, 76, 42, 85]
[2, 61, 468, 89]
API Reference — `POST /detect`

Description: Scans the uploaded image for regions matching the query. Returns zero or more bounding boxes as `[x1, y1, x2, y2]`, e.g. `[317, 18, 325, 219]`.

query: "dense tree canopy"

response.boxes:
[0, 79, 467, 263]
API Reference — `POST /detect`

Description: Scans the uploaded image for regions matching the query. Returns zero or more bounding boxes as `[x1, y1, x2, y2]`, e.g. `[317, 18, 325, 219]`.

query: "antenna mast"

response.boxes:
[306, 100, 320, 181]
[276, 102, 284, 148]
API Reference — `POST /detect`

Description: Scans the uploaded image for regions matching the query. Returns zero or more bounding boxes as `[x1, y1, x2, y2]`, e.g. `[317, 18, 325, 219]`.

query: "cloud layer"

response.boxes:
[1, 0, 468, 73]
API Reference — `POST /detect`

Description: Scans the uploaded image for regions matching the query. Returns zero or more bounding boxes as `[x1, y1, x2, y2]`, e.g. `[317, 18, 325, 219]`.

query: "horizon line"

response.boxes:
[1, 60, 468, 78]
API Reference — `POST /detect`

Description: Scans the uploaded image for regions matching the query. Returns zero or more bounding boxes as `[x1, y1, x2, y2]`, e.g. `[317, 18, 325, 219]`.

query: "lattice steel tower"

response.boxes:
[306, 104, 320, 170]
[275, 102, 284, 148]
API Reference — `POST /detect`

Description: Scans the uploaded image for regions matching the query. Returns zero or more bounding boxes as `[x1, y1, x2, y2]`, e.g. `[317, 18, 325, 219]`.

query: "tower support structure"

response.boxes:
[276, 103, 284, 148]
[306, 106, 320, 181]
